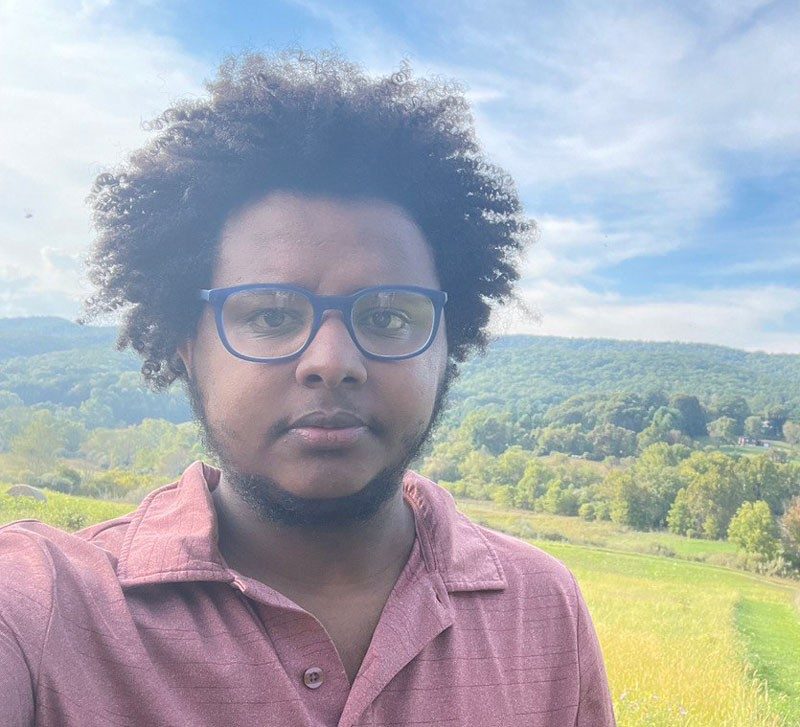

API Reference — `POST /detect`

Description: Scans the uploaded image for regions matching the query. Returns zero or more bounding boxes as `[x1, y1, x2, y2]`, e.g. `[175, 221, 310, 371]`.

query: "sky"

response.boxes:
[1, 0, 799, 352]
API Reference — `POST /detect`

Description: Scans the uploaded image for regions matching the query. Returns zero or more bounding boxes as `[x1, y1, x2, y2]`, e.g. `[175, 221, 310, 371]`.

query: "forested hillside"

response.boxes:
[447, 335, 800, 426]
[0, 316, 116, 361]
[1, 317, 799, 428]
[1, 316, 799, 575]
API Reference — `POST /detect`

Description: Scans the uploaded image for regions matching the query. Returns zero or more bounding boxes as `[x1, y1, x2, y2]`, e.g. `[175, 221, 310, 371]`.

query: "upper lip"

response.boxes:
[288, 411, 367, 429]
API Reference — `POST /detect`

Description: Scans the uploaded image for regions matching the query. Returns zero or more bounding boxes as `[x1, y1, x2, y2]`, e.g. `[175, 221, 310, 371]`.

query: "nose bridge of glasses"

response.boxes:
[310, 301, 359, 351]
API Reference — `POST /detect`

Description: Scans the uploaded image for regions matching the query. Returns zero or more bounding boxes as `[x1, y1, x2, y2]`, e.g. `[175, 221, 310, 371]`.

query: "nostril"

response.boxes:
[305, 373, 324, 385]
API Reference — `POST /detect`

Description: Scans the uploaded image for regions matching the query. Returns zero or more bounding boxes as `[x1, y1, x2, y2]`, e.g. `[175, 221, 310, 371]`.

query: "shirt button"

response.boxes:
[303, 667, 324, 689]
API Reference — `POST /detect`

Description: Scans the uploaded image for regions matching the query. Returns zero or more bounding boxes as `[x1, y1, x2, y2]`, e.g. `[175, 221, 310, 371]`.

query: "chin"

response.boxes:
[223, 458, 406, 528]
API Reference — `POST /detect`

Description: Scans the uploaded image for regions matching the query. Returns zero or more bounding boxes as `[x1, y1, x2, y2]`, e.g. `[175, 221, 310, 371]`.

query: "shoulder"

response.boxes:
[477, 520, 577, 591]
[405, 472, 580, 607]
[0, 514, 135, 620]
[453, 512, 583, 618]
[0, 510, 135, 571]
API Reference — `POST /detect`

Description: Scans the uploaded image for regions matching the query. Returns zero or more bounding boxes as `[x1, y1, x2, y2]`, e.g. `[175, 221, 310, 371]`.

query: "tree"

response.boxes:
[779, 497, 800, 566]
[744, 415, 764, 438]
[667, 490, 693, 536]
[490, 446, 533, 487]
[540, 480, 579, 516]
[458, 449, 495, 498]
[727, 501, 781, 561]
[421, 438, 473, 482]
[514, 459, 555, 509]
[707, 416, 737, 443]
[670, 394, 707, 437]
[708, 396, 750, 434]
[587, 424, 637, 458]
[783, 421, 800, 446]
[604, 467, 668, 530]
[736, 455, 789, 515]
[491, 485, 515, 509]
[672, 451, 746, 538]
[599, 393, 650, 433]
[637, 407, 686, 450]
[10, 410, 70, 473]
[762, 405, 789, 439]
[461, 409, 522, 456]
[533, 425, 588, 456]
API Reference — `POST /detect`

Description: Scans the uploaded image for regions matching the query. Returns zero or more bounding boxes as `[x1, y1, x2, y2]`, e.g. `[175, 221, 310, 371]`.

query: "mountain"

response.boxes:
[450, 335, 800, 419]
[0, 317, 117, 361]
[0, 317, 798, 425]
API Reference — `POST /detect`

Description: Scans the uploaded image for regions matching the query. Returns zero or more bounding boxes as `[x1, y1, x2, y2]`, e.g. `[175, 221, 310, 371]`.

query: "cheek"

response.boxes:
[192, 334, 286, 437]
[379, 357, 445, 431]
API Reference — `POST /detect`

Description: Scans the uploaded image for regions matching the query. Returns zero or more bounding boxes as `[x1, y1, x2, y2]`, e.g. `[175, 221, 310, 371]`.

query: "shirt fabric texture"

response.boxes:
[0, 461, 615, 726]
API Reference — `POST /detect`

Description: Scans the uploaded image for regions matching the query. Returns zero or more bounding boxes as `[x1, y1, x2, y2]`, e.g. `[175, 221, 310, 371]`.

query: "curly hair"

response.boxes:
[84, 50, 533, 389]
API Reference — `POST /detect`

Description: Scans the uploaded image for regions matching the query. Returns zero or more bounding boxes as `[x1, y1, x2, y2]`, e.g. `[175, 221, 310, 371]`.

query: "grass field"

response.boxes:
[2, 488, 798, 725]
[457, 500, 740, 562]
[457, 501, 800, 726]
[0, 487, 133, 532]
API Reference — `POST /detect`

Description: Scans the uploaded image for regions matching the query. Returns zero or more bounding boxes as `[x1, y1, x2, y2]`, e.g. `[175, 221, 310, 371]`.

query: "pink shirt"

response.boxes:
[0, 461, 615, 726]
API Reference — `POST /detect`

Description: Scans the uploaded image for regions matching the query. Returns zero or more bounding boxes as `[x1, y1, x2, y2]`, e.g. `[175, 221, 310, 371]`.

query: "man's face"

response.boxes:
[180, 191, 449, 526]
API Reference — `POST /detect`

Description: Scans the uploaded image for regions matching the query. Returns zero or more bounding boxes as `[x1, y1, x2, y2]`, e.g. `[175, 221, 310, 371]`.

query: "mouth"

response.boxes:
[285, 410, 370, 450]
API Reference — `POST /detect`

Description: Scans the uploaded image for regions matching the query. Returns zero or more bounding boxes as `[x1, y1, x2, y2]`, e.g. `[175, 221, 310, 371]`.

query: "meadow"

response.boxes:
[2, 488, 799, 725]
[459, 502, 800, 726]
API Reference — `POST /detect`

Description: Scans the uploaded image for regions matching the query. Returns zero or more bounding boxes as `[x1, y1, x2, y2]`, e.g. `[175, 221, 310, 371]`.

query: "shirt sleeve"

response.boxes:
[570, 572, 616, 727]
[0, 526, 54, 727]
[0, 618, 34, 726]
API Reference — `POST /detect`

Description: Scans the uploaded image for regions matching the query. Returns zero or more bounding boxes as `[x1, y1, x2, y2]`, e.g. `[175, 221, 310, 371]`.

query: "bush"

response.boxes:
[645, 542, 677, 558]
[578, 502, 596, 521]
[34, 472, 78, 494]
[539, 480, 580, 516]
[593, 500, 612, 521]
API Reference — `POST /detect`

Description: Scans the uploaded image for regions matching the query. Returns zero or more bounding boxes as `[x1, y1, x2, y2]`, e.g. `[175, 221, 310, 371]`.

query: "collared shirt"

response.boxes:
[0, 461, 615, 726]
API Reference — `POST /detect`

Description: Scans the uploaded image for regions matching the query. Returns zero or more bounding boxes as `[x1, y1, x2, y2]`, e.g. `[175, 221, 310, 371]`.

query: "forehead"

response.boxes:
[212, 191, 440, 291]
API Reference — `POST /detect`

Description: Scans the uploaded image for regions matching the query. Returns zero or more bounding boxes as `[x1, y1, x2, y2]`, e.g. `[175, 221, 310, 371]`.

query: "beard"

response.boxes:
[185, 362, 455, 529]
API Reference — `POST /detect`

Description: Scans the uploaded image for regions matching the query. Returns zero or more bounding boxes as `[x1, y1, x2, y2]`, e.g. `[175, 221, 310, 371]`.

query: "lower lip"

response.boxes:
[287, 425, 368, 449]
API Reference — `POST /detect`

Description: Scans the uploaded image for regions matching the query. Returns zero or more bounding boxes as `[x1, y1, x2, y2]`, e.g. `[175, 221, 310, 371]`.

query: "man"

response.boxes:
[0, 51, 615, 726]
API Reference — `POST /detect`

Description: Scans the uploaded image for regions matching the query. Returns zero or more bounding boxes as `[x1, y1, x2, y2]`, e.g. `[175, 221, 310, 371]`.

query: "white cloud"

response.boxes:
[495, 280, 800, 354]
[419, 0, 800, 235]
[721, 254, 800, 276]
[519, 214, 671, 281]
[0, 0, 208, 312]
[1, 0, 798, 355]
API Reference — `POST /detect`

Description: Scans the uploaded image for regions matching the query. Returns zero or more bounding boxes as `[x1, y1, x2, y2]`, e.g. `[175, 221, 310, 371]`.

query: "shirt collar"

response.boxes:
[117, 461, 506, 593]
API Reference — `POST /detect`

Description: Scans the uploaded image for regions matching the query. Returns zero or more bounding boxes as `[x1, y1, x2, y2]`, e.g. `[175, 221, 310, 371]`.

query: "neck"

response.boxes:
[212, 475, 417, 595]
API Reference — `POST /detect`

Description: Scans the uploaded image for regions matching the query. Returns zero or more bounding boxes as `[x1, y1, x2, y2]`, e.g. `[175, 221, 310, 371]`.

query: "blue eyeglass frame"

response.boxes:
[198, 283, 448, 362]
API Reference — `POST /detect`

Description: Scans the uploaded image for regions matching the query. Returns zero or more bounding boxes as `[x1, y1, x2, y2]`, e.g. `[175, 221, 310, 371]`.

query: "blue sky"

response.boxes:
[1, 0, 799, 352]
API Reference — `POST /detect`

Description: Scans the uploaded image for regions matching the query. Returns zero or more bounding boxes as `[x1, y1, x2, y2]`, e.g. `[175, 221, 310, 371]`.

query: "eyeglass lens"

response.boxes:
[220, 288, 436, 359]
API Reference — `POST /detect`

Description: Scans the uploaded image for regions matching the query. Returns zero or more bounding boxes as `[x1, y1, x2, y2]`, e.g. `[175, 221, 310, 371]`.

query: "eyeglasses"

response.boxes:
[198, 284, 448, 362]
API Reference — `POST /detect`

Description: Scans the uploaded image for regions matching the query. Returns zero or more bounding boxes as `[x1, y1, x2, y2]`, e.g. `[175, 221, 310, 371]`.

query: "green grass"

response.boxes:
[456, 500, 740, 563]
[736, 598, 800, 723]
[0, 487, 133, 531]
[523, 540, 800, 725]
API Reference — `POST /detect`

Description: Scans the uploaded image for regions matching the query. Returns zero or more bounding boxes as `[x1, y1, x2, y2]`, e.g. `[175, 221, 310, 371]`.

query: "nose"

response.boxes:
[294, 312, 368, 389]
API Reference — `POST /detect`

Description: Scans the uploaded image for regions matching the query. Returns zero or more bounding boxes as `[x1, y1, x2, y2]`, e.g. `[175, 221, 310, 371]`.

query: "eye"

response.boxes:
[258, 309, 289, 327]
[243, 308, 305, 336]
[359, 308, 410, 332]
[372, 310, 403, 329]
